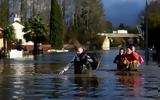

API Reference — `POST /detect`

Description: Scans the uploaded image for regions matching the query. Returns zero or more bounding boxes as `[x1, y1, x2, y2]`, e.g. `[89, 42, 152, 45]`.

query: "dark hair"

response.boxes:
[127, 46, 132, 50]
[120, 48, 125, 51]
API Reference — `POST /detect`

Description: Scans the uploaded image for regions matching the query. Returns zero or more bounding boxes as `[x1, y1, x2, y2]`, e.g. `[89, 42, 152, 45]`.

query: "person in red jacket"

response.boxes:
[131, 46, 144, 64]
[125, 46, 140, 71]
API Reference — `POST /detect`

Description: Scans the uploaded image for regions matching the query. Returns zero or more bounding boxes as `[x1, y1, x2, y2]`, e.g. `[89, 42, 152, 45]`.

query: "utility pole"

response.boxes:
[145, 0, 149, 65]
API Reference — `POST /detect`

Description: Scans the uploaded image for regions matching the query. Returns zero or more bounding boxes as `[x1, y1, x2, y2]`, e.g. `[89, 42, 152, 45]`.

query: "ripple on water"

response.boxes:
[0, 51, 159, 100]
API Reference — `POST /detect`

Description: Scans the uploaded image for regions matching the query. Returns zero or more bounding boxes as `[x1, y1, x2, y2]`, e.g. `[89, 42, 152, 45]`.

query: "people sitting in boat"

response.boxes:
[125, 46, 140, 71]
[114, 48, 128, 70]
[74, 47, 97, 74]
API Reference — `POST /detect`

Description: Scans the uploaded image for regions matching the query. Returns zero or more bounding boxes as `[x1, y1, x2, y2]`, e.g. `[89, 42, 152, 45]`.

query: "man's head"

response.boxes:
[76, 47, 84, 54]
[131, 46, 136, 52]
[119, 48, 125, 55]
[126, 46, 132, 54]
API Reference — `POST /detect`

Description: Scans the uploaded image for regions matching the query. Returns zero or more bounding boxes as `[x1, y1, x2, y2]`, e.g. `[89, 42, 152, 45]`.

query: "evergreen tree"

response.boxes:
[147, 0, 160, 63]
[118, 23, 126, 30]
[2, 25, 15, 56]
[50, 0, 64, 49]
[0, 0, 9, 28]
[23, 16, 47, 55]
[139, 0, 160, 47]
[21, 0, 27, 24]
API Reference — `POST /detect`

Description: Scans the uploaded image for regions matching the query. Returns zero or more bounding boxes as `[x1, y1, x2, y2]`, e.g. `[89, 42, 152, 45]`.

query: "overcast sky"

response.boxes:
[102, 0, 147, 26]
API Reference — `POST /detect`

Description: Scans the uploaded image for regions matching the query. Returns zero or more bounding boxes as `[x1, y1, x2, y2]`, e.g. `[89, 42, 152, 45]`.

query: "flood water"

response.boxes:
[0, 50, 159, 100]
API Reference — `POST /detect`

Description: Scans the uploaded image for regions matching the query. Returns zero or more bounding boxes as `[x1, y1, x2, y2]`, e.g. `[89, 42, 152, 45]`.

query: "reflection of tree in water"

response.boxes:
[116, 71, 144, 97]
[0, 61, 14, 100]
[74, 75, 99, 99]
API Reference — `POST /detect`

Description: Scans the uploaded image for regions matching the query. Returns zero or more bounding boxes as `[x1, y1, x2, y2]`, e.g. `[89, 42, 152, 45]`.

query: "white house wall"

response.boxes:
[12, 22, 33, 45]
[0, 38, 3, 49]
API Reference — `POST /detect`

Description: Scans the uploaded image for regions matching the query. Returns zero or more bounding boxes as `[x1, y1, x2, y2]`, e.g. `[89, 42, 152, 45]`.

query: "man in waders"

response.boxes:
[74, 47, 98, 74]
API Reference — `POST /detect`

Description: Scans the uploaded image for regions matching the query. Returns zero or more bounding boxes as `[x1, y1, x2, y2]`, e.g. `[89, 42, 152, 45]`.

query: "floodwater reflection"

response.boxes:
[0, 51, 159, 100]
[116, 71, 144, 97]
[74, 75, 99, 99]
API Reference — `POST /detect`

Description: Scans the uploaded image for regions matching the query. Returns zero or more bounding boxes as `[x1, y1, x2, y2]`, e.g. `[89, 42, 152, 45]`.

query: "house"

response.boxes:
[113, 30, 128, 34]
[11, 16, 51, 53]
[12, 16, 34, 46]
[11, 16, 34, 53]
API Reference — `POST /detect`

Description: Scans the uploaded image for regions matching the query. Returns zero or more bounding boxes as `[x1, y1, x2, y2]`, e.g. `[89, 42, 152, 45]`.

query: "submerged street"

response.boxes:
[0, 50, 159, 100]
[0, 0, 159, 100]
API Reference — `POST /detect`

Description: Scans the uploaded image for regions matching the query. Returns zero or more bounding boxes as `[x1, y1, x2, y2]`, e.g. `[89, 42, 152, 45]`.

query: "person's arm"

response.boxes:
[132, 52, 139, 63]
[123, 57, 129, 65]
[133, 52, 139, 60]
[113, 55, 118, 63]
[83, 53, 93, 63]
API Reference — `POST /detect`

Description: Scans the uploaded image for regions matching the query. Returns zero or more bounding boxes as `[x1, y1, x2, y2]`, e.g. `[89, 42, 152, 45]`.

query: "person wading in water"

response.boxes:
[125, 46, 140, 71]
[74, 47, 98, 74]
[114, 48, 128, 70]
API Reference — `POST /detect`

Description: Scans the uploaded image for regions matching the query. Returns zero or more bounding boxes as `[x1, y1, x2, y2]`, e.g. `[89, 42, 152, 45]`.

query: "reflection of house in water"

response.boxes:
[117, 72, 144, 97]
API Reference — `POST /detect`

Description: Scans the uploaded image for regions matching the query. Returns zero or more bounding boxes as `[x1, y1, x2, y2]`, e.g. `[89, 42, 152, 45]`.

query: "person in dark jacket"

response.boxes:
[74, 47, 97, 74]
[114, 48, 128, 70]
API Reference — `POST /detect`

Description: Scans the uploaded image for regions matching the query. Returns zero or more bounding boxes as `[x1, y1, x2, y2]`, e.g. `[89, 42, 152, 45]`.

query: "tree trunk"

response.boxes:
[3, 37, 7, 57]
[0, 0, 9, 28]
[33, 38, 38, 55]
